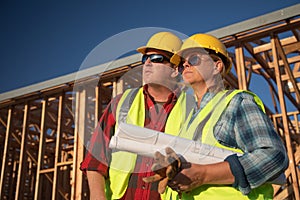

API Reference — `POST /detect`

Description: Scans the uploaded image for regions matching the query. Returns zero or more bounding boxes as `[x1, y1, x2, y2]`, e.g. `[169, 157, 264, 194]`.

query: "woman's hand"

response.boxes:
[168, 161, 235, 193]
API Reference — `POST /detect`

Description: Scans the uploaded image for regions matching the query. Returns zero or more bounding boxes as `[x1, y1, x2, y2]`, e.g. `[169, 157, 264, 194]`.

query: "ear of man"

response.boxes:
[171, 69, 179, 78]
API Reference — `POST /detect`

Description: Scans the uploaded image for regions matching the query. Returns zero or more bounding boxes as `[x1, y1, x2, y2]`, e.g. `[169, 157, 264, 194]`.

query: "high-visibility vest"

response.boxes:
[107, 87, 194, 199]
[162, 90, 273, 200]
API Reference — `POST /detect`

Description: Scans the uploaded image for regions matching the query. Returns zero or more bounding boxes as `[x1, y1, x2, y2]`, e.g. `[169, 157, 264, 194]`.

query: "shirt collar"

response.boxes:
[198, 92, 215, 110]
[143, 84, 181, 104]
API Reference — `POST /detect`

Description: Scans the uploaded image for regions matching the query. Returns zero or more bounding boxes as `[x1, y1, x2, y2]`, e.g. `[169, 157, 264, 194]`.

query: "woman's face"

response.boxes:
[179, 50, 216, 87]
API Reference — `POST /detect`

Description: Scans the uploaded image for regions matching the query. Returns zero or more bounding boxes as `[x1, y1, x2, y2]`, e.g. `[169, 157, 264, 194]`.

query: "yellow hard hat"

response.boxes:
[137, 32, 182, 55]
[171, 33, 232, 73]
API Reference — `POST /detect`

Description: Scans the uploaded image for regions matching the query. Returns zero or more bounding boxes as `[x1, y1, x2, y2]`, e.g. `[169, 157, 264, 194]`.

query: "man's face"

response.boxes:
[142, 49, 176, 88]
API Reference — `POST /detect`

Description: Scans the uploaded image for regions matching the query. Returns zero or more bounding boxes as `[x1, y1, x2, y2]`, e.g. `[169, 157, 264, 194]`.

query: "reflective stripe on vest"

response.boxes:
[108, 88, 193, 199]
[162, 90, 273, 200]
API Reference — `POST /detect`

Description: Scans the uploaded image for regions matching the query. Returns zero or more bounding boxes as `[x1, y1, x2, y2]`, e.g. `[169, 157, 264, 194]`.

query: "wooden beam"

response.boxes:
[235, 45, 248, 90]
[15, 103, 29, 200]
[34, 99, 47, 200]
[271, 35, 300, 200]
[253, 36, 297, 54]
[52, 94, 64, 200]
[274, 36, 300, 105]
[0, 108, 12, 198]
[71, 90, 85, 200]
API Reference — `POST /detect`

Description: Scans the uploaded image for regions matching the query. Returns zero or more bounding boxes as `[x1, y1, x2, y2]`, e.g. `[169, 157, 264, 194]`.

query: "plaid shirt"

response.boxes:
[80, 85, 182, 200]
[199, 91, 288, 193]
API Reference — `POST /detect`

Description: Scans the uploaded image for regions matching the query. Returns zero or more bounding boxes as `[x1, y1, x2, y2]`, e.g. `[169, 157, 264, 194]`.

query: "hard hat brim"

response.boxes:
[136, 46, 147, 54]
[170, 47, 208, 65]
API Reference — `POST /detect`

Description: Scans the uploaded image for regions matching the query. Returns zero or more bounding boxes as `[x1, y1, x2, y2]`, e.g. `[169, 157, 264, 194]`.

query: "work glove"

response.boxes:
[143, 147, 182, 194]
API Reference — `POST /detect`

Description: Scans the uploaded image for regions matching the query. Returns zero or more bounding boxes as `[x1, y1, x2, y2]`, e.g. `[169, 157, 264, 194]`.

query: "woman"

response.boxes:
[157, 33, 288, 200]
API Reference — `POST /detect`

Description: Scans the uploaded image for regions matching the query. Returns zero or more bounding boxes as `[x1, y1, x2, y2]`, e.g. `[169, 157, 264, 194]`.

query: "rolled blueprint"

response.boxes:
[109, 122, 286, 185]
[109, 122, 241, 165]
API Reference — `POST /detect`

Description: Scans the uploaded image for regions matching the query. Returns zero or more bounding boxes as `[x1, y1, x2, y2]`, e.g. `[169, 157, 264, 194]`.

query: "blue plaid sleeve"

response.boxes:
[215, 92, 288, 190]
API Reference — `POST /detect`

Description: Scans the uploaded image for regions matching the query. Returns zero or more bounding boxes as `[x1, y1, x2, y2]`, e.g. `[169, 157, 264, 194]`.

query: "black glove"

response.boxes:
[143, 147, 182, 194]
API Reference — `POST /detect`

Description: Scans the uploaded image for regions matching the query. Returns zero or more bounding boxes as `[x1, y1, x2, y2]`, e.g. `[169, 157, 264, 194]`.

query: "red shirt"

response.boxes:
[80, 85, 180, 200]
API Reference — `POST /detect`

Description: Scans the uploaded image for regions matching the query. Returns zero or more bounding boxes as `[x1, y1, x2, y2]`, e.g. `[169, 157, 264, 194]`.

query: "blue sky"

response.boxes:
[0, 0, 299, 94]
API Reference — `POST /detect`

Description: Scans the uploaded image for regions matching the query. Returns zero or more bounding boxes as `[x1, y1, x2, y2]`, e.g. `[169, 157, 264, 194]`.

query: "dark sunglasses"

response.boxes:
[177, 54, 202, 73]
[142, 54, 170, 64]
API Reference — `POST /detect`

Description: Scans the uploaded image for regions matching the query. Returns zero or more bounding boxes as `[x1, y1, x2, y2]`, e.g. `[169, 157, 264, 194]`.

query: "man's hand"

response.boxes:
[143, 147, 182, 193]
[87, 171, 107, 200]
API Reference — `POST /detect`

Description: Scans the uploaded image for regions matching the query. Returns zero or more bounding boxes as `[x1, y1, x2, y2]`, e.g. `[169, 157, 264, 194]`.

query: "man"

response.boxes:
[146, 33, 289, 199]
[80, 31, 194, 200]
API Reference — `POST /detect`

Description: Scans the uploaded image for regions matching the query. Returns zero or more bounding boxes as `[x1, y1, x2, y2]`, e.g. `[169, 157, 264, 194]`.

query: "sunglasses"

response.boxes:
[142, 54, 170, 64]
[177, 54, 202, 73]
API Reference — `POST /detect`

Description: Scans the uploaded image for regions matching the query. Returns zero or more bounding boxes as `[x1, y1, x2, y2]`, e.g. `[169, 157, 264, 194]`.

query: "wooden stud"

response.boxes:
[271, 35, 300, 200]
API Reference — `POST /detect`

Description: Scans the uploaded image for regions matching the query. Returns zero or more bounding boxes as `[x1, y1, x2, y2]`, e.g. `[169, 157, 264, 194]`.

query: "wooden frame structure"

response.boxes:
[0, 4, 299, 199]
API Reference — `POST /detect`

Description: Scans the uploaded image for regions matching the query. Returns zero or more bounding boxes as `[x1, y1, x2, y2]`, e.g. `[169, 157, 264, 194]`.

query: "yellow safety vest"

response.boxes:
[107, 87, 194, 199]
[162, 90, 274, 200]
